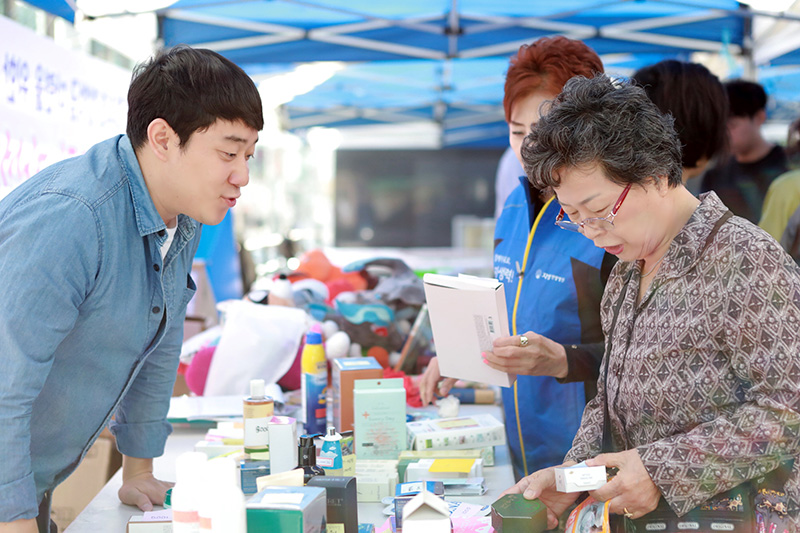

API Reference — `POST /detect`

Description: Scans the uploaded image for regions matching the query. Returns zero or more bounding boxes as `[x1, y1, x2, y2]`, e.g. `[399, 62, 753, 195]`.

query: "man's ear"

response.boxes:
[146, 118, 176, 162]
[754, 109, 767, 127]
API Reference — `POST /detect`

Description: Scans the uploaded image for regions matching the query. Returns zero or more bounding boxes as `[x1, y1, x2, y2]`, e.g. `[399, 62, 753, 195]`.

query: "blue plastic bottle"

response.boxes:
[301, 331, 327, 434]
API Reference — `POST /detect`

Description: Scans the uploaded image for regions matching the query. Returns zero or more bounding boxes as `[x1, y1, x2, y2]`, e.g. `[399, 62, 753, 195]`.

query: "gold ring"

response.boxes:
[623, 508, 634, 519]
[519, 335, 529, 347]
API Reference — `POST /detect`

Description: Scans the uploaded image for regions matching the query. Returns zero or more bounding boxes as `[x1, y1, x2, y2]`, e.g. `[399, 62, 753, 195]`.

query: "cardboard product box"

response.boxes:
[491, 494, 548, 533]
[51, 434, 121, 531]
[404, 458, 483, 483]
[240, 459, 271, 495]
[307, 475, 359, 533]
[554, 463, 607, 492]
[353, 378, 407, 460]
[401, 490, 452, 533]
[332, 357, 383, 432]
[394, 482, 444, 531]
[247, 485, 327, 533]
[268, 416, 298, 474]
[340, 431, 356, 476]
[126, 510, 173, 532]
[354, 460, 399, 503]
[407, 414, 505, 451]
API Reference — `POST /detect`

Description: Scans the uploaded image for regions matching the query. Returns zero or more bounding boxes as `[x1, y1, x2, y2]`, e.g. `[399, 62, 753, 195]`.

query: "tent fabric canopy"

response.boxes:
[23, 0, 800, 146]
[158, 0, 747, 62]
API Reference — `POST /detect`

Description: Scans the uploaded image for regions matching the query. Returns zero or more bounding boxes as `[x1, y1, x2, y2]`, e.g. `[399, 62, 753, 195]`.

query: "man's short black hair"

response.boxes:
[126, 46, 263, 149]
[725, 79, 768, 118]
[632, 60, 728, 170]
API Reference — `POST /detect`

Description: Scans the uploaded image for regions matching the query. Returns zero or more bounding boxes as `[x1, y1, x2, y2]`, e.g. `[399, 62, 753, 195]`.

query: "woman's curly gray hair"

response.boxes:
[521, 74, 683, 191]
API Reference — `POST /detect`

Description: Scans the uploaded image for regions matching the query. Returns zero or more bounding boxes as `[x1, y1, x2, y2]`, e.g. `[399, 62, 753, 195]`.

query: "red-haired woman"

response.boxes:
[421, 36, 613, 478]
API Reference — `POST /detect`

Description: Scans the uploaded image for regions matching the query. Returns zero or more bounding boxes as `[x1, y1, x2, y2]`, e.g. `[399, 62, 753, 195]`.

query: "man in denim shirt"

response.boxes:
[0, 46, 263, 532]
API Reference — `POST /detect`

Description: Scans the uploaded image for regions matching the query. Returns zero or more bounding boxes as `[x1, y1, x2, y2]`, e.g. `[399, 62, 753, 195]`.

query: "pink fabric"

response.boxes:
[184, 344, 216, 396]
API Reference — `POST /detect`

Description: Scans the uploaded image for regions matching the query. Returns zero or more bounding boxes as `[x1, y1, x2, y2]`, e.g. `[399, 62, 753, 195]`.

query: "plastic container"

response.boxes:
[243, 378, 273, 457]
[172, 451, 207, 533]
[199, 457, 247, 533]
[301, 331, 327, 435]
[318, 426, 343, 476]
[296, 434, 326, 484]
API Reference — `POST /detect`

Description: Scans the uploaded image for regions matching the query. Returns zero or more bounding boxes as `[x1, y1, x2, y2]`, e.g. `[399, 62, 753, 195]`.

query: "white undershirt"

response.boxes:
[160, 225, 178, 261]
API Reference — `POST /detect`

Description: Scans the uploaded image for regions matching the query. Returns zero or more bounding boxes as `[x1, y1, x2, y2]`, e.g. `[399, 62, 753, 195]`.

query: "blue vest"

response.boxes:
[493, 179, 606, 477]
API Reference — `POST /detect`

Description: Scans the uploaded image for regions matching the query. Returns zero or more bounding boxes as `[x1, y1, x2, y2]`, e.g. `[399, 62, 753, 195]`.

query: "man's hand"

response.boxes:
[0, 518, 37, 533]
[118, 456, 173, 511]
[587, 449, 661, 519]
[484, 332, 569, 378]
[418, 357, 458, 406]
[501, 463, 579, 529]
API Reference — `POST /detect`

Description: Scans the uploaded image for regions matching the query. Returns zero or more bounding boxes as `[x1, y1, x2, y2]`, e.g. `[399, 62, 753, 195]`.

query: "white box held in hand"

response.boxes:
[554, 462, 607, 492]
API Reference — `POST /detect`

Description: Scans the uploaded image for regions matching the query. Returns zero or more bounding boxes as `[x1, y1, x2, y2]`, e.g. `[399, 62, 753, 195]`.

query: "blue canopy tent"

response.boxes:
[154, 0, 753, 147]
[22, 0, 800, 145]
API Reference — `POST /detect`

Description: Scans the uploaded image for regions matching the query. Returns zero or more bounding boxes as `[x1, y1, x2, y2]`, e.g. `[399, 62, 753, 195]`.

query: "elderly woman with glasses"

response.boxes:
[504, 74, 800, 530]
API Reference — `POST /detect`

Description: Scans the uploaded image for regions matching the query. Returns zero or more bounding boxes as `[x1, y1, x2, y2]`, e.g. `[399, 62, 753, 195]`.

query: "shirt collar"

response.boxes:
[116, 135, 196, 241]
[615, 191, 729, 281]
[646, 191, 729, 280]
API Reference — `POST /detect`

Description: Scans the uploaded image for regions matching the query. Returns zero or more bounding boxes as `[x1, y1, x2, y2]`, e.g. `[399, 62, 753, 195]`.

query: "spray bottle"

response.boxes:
[172, 451, 207, 533]
[295, 434, 326, 484]
[318, 426, 343, 476]
[301, 328, 327, 435]
[243, 378, 273, 458]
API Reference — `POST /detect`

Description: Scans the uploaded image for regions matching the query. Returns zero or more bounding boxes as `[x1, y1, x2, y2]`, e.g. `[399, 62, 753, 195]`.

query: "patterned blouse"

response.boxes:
[564, 192, 800, 522]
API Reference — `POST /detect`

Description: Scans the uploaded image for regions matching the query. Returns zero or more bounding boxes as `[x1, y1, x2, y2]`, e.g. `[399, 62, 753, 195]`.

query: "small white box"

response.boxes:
[554, 462, 607, 492]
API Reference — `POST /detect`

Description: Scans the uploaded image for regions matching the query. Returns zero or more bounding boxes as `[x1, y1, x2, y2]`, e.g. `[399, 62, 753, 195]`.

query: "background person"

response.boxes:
[0, 46, 263, 533]
[506, 74, 800, 529]
[420, 36, 613, 479]
[700, 79, 788, 222]
[631, 60, 728, 184]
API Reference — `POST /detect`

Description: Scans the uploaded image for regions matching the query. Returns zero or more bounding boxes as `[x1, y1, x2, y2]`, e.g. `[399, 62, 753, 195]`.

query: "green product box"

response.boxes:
[491, 494, 548, 533]
[353, 378, 407, 460]
[246, 485, 327, 533]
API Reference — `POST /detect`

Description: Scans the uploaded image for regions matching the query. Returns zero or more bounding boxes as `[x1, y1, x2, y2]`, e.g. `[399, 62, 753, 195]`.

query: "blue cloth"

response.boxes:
[0, 135, 200, 521]
[493, 179, 606, 477]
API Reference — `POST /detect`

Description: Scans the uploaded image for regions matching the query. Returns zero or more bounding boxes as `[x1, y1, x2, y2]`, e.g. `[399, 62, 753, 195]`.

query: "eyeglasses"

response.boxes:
[555, 183, 632, 232]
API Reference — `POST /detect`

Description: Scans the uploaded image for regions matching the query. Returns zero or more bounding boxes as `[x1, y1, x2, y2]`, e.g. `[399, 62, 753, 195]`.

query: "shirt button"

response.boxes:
[152, 306, 161, 314]
[157, 230, 166, 237]
[153, 264, 160, 272]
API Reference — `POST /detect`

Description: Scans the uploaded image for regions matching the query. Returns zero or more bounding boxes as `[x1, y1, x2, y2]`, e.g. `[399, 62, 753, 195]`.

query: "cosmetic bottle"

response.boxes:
[243, 378, 273, 458]
[172, 451, 207, 533]
[301, 330, 327, 434]
[296, 434, 326, 484]
[318, 426, 343, 476]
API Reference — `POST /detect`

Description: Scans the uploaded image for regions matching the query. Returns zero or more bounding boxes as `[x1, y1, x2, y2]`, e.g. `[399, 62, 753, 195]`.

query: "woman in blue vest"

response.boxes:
[420, 36, 613, 478]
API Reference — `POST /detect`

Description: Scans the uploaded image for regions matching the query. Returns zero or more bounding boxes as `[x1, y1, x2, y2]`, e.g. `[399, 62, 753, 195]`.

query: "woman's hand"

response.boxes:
[418, 357, 457, 406]
[501, 463, 580, 529]
[587, 449, 661, 519]
[484, 332, 568, 378]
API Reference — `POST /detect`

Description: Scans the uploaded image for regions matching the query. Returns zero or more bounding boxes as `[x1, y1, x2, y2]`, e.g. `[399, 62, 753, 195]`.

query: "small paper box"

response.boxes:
[307, 475, 359, 533]
[255, 468, 304, 492]
[554, 462, 607, 492]
[405, 458, 483, 482]
[394, 482, 445, 531]
[246, 485, 327, 533]
[126, 510, 173, 532]
[240, 459, 270, 495]
[402, 489, 452, 533]
[333, 357, 383, 432]
[491, 494, 548, 533]
[267, 416, 298, 474]
[353, 378, 407, 460]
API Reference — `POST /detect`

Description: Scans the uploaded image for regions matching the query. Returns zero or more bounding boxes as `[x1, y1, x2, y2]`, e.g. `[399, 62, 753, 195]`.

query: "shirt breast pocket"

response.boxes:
[181, 273, 197, 308]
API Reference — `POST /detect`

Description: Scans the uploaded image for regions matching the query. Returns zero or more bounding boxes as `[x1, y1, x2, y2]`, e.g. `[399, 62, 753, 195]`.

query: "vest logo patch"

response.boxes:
[535, 269, 566, 283]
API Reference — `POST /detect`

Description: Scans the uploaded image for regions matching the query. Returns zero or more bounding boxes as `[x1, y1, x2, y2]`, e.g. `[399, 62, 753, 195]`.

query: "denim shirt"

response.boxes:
[0, 135, 200, 521]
